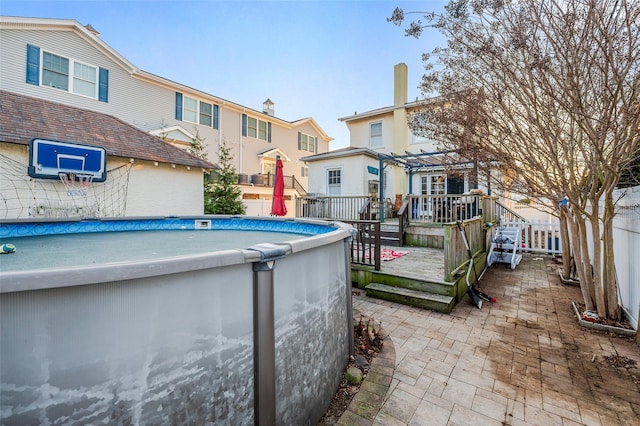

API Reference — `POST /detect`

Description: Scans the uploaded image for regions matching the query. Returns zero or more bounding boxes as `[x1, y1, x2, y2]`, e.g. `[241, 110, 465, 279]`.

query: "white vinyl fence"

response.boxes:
[610, 186, 640, 329]
[243, 198, 295, 217]
[500, 219, 562, 254]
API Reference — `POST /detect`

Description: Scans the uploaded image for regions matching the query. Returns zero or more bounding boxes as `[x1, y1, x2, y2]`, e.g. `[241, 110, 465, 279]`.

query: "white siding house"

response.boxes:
[0, 16, 333, 216]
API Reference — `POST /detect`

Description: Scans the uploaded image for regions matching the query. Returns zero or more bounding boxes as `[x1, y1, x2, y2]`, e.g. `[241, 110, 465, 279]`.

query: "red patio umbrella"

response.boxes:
[271, 157, 287, 216]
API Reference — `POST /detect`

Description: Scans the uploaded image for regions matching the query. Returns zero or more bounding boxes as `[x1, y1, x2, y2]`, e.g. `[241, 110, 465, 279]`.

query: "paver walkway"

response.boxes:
[349, 254, 640, 425]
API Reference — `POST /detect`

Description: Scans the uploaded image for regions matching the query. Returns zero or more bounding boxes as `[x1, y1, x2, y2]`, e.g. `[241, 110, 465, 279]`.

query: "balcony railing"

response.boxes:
[236, 173, 306, 196]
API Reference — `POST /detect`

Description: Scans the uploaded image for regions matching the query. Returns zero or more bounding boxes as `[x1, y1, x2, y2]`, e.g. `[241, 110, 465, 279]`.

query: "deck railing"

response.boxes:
[407, 194, 483, 224]
[236, 174, 306, 195]
[341, 220, 381, 270]
[295, 196, 372, 220]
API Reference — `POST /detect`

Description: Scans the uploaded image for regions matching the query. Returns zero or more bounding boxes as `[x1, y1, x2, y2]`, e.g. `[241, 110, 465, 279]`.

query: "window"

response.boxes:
[247, 117, 257, 138]
[431, 175, 446, 195]
[73, 61, 97, 97]
[241, 114, 271, 142]
[42, 52, 69, 90]
[176, 94, 219, 128]
[327, 168, 341, 196]
[298, 132, 317, 152]
[199, 101, 213, 126]
[301, 166, 308, 177]
[183, 96, 198, 123]
[369, 122, 382, 147]
[27, 46, 107, 101]
[258, 120, 267, 140]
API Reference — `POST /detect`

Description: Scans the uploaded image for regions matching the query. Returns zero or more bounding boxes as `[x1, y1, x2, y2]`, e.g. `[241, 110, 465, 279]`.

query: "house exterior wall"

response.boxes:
[0, 19, 331, 216]
[307, 155, 379, 196]
[125, 160, 205, 216]
[0, 143, 204, 218]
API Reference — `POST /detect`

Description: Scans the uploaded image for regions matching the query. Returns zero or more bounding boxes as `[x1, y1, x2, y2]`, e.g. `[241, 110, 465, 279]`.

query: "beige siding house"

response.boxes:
[0, 16, 333, 217]
[303, 63, 501, 209]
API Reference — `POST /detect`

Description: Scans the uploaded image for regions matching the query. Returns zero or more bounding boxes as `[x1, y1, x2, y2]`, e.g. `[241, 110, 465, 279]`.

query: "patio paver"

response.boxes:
[345, 253, 640, 425]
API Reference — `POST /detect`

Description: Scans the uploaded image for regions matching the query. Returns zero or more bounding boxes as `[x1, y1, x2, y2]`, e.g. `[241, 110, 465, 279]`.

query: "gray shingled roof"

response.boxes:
[0, 90, 215, 170]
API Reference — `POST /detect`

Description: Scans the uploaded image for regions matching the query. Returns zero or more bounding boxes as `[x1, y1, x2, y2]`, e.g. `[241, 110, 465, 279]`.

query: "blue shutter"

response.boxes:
[315, 137, 318, 153]
[268, 122, 272, 143]
[98, 68, 109, 102]
[213, 104, 219, 129]
[26, 44, 40, 85]
[298, 132, 302, 150]
[242, 114, 247, 137]
[175, 93, 183, 120]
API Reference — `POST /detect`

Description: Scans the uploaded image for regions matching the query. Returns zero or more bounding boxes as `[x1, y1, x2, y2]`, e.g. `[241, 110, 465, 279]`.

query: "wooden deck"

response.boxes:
[378, 245, 445, 282]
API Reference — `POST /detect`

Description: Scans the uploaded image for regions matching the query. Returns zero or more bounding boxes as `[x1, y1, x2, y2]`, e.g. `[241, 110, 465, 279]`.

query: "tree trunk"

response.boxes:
[559, 208, 573, 279]
[603, 191, 620, 319]
[577, 211, 596, 305]
[588, 206, 606, 318]
[564, 206, 594, 311]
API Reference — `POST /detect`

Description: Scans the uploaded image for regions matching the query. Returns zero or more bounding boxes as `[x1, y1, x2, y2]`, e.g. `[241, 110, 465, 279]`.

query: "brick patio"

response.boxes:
[344, 253, 640, 425]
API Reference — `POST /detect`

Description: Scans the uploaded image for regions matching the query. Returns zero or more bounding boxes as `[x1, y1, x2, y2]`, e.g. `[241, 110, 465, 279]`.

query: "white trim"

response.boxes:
[257, 148, 291, 162]
[149, 125, 195, 143]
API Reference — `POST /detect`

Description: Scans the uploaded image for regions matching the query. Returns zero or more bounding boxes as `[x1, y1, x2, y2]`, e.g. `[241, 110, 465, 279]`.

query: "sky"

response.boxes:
[1, 0, 449, 150]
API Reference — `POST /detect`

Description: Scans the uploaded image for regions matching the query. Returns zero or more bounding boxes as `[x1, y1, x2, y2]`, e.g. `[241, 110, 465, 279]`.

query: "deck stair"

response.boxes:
[362, 272, 455, 313]
[379, 222, 403, 247]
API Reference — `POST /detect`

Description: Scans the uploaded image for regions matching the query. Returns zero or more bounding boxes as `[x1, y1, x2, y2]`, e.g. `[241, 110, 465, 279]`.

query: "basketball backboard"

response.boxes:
[28, 138, 107, 182]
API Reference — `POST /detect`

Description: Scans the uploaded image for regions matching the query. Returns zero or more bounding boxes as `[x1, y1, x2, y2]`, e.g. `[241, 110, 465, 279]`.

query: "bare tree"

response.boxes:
[390, 0, 640, 319]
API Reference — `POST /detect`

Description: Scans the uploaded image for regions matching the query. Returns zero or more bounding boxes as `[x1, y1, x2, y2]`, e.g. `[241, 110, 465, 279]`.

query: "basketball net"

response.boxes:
[58, 172, 94, 197]
[0, 154, 131, 219]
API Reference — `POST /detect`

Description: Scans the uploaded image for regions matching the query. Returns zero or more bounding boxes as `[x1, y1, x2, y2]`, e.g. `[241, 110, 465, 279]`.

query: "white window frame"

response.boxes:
[299, 133, 316, 152]
[369, 121, 383, 148]
[40, 50, 98, 99]
[431, 175, 446, 195]
[183, 96, 214, 127]
[246, 116, 268, 141]
[183, 96, 198, 123]
[199, 101, 213, 126]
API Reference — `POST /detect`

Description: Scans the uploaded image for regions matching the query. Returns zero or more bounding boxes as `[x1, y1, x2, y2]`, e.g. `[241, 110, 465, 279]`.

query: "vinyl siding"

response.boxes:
[0, 25, 330, 194]
[124, 160, 205, 216]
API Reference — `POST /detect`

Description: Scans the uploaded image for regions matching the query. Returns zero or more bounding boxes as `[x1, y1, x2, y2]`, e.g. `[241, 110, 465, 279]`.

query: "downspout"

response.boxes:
[239, 111, 243, 174]
[379, 157, 385, 222]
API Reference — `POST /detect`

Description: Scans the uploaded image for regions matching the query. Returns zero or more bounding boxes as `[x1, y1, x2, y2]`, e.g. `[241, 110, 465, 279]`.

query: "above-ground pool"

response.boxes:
[0, 216, 354, 425]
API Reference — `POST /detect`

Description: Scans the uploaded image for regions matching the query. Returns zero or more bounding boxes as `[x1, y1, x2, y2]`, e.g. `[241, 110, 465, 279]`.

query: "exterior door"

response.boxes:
[327, 168, 341, 196]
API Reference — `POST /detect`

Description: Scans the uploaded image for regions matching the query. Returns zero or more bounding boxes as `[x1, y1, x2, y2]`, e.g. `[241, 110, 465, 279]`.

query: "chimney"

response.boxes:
[262, 98, 274, 116]
[394, 63, 408, 106]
